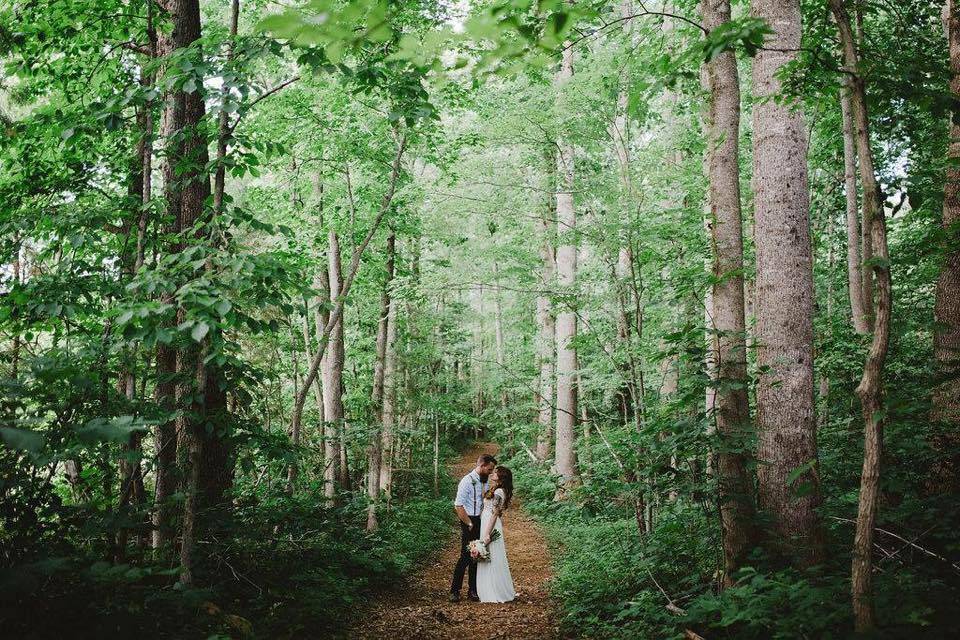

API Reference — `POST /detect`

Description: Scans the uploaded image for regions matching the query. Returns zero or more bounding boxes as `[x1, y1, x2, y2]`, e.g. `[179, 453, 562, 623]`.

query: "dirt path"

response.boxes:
[347, 443, 561, 639]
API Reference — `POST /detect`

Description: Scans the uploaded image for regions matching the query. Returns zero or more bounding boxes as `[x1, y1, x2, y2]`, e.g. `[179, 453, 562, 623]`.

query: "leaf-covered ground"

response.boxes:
[346, 443, 562, 640]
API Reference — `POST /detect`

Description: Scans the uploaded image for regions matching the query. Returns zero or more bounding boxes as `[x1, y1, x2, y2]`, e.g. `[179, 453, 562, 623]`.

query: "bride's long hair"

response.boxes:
[484, 465, 514, 511]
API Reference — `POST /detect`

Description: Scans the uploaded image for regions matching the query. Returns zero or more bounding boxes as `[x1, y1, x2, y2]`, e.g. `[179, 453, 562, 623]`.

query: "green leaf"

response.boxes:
[192, 322, 210, 342]
[0, 427, 44, 453]
[77, 417, 149, 445]
[786, 460, 816, 487]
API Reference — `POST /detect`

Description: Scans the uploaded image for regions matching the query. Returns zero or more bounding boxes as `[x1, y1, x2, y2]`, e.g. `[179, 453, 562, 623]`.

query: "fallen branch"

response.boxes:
[828, 516, 960, 572]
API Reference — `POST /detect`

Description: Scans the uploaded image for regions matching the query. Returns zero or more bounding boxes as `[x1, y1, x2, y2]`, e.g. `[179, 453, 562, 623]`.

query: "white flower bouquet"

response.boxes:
[468, 530, 501, 562]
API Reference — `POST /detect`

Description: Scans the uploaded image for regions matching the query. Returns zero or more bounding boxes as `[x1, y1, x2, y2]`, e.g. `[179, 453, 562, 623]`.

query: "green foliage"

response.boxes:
[0, 483, 456, 638]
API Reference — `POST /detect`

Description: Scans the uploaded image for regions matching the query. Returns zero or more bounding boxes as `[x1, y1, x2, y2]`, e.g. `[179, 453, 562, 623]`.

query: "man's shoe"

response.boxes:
[467, 591, 480, 602]
[448, 592, 461, 603]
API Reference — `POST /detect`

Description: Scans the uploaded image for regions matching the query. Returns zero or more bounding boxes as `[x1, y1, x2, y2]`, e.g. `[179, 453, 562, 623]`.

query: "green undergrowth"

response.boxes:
[1, 468, 456, 639]
[503, 448, 960, 640]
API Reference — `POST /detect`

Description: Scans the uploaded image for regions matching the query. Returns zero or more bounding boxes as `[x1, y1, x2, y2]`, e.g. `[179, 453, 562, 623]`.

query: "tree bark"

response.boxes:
[367, 230, 396, 530]
[493, 261, 508, 410]
[535, 151, 557, 462]
[841, 78, 870, 334]
[830, 0, 893, 630]
[322, 229, 346, 499]
[930, 0, 960, 493]
[379, 294, 399, 503]
[751, 0, 825, 568]
[701, 0, 757, 586]
[554, 43, 579, 496]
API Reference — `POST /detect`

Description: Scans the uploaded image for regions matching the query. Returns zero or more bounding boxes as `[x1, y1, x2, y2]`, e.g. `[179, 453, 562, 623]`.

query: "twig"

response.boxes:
[828, 516, 960, 572]
[226, 75, 301, 136]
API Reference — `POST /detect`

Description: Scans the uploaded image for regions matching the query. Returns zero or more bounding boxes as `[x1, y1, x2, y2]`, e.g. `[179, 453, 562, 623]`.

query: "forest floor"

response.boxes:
[345, 443, 562, 639]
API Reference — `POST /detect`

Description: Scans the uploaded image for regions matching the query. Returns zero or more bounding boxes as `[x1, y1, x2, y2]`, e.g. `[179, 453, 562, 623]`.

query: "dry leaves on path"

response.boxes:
[345, 443, 562, 640]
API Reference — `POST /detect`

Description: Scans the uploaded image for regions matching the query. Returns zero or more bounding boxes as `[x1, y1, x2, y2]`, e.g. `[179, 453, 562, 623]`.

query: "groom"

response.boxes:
[449, 453, 497, 602]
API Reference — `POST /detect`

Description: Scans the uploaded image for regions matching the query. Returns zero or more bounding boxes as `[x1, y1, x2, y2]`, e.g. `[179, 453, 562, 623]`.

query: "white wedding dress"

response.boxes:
[477, 487, 516, 603]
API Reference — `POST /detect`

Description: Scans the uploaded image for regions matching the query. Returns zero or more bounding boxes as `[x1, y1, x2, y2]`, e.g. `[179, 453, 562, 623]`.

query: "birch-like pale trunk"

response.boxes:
[535, 152, 557, 462]
[554, 42, 579, 496]
[841, 78, 870, 334]
[751, 0, 825, 568]
[493, 261, 508, 410]
[379, 295, 398, 501]
[367, 231, 395, 530]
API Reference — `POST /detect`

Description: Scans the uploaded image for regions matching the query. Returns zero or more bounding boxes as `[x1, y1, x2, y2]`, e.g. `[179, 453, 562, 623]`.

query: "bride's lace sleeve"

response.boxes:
[492, 488, 505, 515]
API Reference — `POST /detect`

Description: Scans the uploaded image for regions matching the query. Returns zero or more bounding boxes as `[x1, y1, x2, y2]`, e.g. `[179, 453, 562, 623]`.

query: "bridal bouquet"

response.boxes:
[468, 530, 501, 562]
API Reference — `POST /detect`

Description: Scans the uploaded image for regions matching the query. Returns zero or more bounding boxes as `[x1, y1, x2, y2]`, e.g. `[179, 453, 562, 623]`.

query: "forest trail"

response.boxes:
[346, 443, 562, 639]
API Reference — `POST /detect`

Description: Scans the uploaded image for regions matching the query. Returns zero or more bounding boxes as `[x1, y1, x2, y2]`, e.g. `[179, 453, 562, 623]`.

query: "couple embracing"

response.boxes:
[449, 454, 516, 603]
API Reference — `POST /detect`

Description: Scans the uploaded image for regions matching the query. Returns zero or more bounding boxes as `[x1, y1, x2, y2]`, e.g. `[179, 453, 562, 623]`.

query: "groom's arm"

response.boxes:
[453, 477, 473, 529]
[454, 505, 473, 529]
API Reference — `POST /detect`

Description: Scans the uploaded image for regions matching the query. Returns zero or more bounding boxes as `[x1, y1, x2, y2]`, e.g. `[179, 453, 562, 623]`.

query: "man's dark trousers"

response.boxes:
[451, 515, 482, 595]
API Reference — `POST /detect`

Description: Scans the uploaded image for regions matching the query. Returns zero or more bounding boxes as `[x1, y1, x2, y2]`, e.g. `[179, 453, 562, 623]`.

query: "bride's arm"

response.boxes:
[481, 492, 504, 544]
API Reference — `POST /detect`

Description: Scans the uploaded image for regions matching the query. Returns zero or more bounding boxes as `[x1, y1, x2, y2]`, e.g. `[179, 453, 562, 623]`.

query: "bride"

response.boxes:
[477, 465, 516, 603]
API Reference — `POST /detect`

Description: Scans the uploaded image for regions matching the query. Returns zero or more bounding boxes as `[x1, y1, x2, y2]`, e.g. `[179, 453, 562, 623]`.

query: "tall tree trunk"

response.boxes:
[493, 261, 508, 410]
[379, 295, 399, 503]
[751, 0, 825, 568]
[535, 151, 557, 462]
[830, 0, 893, 631]
[841, 79, 870, 334]
[701, 0, 757, 586]
[931, 0, 960, 493]
[367, 231, 396, 531]
[153, 343, 177, 551]
[554, 43, 579, 497]
[322, 230, 346, 500]
[611, 0, 642, 436]
[149, 0, 177, 552]
[116, 67, 151, 546]
[155, 0, 219, 585]
[195, 0, 238, 529]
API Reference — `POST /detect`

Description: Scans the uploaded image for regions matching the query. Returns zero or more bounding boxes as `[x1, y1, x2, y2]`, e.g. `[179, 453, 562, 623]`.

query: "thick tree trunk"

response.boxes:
[535, 152, 557, 462]
[841, 79, 870, 334]
[322, 230, 346, 500]
[150, 1, 181, 553]
[830, 0, 893, 631]
[156, 0, 227, 585]
[751, 0, 825, 568]
[931, 0, 960, 493]
[195, 0, 238, 530]
[367, 231, 396, 530]
[701, 0, 757, 586]
[554, 43, 579, 496]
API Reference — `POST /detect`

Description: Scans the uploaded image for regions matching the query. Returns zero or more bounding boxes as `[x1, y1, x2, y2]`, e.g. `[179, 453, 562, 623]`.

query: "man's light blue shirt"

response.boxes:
[454, 470, 488, 517]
